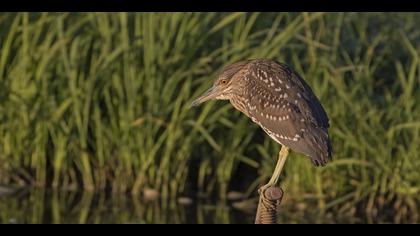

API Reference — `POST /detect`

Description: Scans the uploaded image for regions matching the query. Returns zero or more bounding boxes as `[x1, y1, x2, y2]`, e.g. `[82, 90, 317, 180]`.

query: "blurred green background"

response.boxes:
[0, 12, 419, 223]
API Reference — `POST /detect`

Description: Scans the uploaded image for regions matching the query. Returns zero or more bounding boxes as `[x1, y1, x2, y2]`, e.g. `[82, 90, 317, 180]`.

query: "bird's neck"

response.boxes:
[228, 73, 249, 116]
[230, 92, 249, 117]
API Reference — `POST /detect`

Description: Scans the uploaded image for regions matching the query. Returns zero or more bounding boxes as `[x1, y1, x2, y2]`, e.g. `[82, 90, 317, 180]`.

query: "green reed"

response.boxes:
[0, 12, 419, 220]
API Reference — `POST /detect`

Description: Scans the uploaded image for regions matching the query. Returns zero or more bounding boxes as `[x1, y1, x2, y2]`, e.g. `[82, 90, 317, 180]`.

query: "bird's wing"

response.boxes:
[243, 60, 331, 166]
[248, 59, 329, 128]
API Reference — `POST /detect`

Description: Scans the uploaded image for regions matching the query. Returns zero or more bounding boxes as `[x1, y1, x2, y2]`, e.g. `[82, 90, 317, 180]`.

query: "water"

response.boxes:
[0, 188, 409, 224]
[0, 188, 256, 224]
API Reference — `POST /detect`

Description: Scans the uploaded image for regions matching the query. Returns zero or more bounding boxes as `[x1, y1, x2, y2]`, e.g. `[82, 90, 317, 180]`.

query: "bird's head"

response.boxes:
[190, 74, 233, 107]
[190, 60, 250, 107]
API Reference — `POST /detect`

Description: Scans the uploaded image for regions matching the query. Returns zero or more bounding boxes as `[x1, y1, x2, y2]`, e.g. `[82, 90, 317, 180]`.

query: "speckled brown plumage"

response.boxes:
[218, 59, 332, 166]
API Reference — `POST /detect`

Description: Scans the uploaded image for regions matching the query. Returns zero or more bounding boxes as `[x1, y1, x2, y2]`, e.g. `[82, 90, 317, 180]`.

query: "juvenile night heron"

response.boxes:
[191, 59, 332, 197]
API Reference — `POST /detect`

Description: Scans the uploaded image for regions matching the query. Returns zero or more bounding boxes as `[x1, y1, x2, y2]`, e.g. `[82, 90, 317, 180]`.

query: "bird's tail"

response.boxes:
[307, 127, 332, 167]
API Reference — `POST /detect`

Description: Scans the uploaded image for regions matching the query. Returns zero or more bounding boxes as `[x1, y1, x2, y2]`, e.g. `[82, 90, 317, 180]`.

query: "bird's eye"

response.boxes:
[220, 79, 228, 85]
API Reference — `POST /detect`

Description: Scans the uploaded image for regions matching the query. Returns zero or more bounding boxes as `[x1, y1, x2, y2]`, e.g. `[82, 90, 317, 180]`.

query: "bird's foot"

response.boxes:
[258, 183, 273, 197]
[258, 183, 283, 200]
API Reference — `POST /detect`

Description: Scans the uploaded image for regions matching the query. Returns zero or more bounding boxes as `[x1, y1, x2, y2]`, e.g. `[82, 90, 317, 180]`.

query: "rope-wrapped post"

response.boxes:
[254, 186, 283, 224]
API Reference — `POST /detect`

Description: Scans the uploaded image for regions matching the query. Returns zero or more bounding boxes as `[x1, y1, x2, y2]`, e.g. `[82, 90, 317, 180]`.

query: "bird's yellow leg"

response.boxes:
[258, 146, 289, 195]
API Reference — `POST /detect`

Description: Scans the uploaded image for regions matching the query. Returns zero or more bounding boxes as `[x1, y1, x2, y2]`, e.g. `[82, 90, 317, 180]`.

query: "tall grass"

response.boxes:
[0, 12, 419, 220]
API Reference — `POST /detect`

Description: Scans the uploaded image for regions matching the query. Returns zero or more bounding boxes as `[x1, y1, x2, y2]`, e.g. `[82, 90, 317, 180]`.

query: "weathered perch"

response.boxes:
[254, 186, 283, 224]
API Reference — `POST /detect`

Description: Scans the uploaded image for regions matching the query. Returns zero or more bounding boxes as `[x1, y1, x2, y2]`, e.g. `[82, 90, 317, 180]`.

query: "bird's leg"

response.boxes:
[258, 146, 289, 196]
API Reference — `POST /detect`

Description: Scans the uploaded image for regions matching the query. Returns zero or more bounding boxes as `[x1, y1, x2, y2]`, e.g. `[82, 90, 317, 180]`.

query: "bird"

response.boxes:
[191, 59, 332, 196]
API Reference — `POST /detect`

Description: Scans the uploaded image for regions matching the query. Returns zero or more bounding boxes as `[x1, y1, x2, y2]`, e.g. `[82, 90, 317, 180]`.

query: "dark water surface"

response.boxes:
[0, 188, 403, 224]
[0, 188, 257, 224]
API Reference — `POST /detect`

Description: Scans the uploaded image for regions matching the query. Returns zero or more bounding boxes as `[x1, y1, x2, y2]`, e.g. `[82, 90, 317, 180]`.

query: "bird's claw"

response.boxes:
[258, 184, 272, 196]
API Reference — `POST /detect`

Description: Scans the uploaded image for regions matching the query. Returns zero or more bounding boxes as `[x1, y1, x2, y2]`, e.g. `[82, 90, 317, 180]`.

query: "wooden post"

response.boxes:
[254, 186, 283, 224]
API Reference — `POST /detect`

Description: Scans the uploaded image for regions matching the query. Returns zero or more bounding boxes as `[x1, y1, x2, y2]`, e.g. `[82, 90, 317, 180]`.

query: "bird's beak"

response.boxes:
[190, 86, 219, 108]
